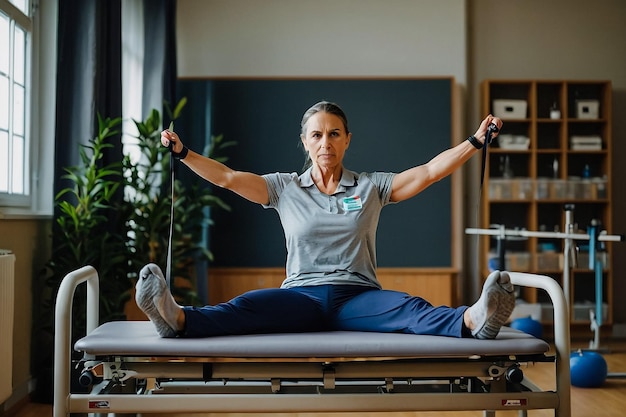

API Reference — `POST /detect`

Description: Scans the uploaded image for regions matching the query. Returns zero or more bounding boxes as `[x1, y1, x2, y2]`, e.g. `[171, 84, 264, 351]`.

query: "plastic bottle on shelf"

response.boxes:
[553, 157, 559, 179]
[583, 164, 591, 178]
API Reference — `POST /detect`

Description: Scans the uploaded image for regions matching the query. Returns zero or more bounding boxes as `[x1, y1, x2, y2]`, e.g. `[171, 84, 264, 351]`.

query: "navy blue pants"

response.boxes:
[182, 285, 469, 338]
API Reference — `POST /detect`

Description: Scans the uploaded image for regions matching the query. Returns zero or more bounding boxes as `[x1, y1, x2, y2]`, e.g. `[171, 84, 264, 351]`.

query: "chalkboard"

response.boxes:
[176, 78, 453, 267]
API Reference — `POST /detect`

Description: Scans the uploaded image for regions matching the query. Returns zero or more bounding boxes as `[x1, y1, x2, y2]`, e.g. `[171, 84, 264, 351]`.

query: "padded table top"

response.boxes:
[74, 321, 550, 359]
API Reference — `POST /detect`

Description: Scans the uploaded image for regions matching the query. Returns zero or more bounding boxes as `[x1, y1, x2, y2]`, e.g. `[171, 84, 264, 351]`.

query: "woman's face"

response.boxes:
[301, 112, 351, 171]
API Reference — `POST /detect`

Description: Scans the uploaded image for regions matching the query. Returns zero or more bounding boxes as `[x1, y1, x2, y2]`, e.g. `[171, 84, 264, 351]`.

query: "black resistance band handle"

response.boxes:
[486, 123, 499, 144]
[480, 123, 500, 187]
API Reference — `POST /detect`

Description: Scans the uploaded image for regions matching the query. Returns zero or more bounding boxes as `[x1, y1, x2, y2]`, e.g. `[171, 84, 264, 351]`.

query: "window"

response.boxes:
[0, 0, 31, 207]
[0, 0, 54, 216]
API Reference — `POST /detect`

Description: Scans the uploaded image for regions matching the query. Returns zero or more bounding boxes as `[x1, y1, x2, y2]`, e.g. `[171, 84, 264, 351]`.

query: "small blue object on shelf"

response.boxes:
[570, 350, 607, 388]
[488, 257, 499, 271]
[509, 316, 543, 339]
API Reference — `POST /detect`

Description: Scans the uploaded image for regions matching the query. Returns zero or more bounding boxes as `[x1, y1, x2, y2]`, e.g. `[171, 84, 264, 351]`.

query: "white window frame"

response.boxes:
[0, 0, 56, 218]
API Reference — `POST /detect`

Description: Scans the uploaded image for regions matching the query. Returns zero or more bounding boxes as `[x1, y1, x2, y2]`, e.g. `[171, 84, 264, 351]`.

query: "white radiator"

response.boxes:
[0, 250, 15, 404]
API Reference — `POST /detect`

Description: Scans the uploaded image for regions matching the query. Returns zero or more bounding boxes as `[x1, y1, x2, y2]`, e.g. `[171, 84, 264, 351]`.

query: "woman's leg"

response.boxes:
[182, 287, 327, 337]
[136, 263, 327, 338]
[334, 270, 515, 339]
[334, 288, 467, 337]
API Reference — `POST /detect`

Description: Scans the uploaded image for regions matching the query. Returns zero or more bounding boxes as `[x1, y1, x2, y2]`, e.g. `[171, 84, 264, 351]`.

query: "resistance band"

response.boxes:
[166, 121, 175, 289]
[473, 122, 500, 277]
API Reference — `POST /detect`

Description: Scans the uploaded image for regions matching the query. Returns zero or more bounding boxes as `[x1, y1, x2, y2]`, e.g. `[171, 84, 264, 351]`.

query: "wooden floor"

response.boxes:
[8, 340, 626, 417]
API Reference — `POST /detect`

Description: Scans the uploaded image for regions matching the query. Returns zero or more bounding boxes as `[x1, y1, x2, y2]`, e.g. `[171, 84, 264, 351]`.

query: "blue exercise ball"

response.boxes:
[510, 316, 543, 339]
[570, 350, 608, 388]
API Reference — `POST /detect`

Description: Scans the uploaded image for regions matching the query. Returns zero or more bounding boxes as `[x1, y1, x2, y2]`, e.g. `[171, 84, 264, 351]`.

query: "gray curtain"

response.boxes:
[53, 0, 178, 199]
[34, 0, 177, 403]
[53, 0, 123, 199]
[143, 0, 178, 120]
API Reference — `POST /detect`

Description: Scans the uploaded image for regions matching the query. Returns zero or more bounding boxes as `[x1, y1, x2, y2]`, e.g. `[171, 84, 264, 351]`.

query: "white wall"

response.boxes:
[177, 0, 467, 82]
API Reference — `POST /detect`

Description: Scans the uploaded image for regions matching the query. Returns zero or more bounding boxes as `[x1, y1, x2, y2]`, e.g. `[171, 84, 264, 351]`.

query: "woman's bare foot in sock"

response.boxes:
[465, 270, 515, 339]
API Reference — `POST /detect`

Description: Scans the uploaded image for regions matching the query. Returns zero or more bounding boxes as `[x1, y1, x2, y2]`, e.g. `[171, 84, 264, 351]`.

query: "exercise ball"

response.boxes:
[510, 316, 543, 339]
[570, 350, 607, 388]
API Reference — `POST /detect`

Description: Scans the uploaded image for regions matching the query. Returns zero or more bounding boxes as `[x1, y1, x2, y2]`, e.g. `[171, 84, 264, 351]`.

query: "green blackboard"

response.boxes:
[176, 78, 453, 267]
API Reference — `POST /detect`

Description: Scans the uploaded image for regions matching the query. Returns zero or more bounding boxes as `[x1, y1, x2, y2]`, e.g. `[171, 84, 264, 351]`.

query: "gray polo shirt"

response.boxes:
[262, 168, 396, 289]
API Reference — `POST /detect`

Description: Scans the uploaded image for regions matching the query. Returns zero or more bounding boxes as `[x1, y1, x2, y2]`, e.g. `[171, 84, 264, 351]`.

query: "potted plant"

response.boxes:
[32, 101, 234, 402]
[32, 115, 131, 402]
[124, 100, 233, 303]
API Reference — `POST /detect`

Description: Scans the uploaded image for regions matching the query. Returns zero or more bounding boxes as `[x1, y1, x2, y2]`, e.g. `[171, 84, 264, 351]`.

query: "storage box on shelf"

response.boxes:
[488, 251, 531, 272]
[493, 99, 528, 119]
[497, 134, 530, 150]
[540, 299, 609, 323]
[488, 178, 533, 200]
[533, 177, 608, 201]
[577, 251, 610, 269]
[481, 80, 613, 327]
[536, 252, 563, 272]
[573, 302, 608, 322]
[576, 100, 600, 119]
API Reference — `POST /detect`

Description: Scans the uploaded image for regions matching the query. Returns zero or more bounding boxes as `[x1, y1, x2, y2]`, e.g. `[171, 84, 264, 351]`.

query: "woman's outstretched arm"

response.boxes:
[390, 114, 502, 202]
[161, 129, 269, 205]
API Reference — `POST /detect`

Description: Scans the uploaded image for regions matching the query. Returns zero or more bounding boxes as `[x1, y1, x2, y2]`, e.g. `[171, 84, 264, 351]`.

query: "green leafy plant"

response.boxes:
[32, 100, 234, 402]
[32, 115, 131, 402]
[123, 99, 233, 303]
[47, 115, 131, 327]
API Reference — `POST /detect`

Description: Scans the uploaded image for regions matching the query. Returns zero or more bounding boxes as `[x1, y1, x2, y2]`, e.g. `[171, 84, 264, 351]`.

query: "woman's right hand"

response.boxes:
[161, 129, 184, 153]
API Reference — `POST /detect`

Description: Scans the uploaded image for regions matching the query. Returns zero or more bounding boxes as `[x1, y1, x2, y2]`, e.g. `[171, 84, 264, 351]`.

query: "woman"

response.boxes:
[136, 101, 513, 340]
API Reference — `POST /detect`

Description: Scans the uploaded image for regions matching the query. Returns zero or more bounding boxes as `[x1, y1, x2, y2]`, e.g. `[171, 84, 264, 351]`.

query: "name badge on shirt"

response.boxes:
[342, 195, 363, 211]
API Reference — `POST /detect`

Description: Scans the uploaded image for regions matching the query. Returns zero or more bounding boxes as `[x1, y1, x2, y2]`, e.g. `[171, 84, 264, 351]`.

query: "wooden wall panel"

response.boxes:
[207, 267, 458, 307]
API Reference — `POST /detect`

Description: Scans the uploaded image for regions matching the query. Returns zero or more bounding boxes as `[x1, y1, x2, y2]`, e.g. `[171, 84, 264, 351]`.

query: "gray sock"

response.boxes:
[469, 270, 515, 339]
[146, 264, 183, 332]
[135, 263, 179, 338]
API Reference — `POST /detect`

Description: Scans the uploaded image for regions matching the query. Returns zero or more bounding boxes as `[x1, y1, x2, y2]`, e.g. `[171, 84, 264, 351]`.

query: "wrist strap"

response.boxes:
[172, 146, 189, 160]
[467, 135, 483, 149]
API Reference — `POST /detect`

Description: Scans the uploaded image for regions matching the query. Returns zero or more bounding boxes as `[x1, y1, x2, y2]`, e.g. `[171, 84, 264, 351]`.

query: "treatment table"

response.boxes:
[54, 266, 571, 416]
